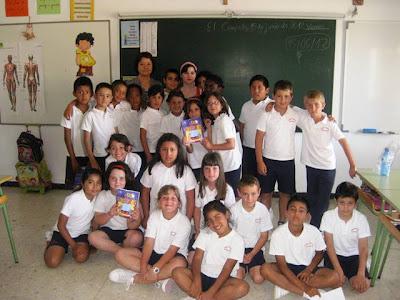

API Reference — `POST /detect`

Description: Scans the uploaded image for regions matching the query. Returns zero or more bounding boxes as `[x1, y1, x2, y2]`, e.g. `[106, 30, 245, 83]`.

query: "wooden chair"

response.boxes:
[0, 176, 18, 263]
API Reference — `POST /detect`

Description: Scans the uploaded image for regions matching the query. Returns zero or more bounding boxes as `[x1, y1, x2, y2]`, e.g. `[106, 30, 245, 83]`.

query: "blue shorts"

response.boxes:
[259, 158, 295, 194]
[201, 273, 217, 292]
[239, 248, 265, 272]
[47, 231, 88, 253]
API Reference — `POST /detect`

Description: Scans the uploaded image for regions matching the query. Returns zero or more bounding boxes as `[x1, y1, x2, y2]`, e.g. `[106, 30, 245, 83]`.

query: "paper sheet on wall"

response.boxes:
[37, 0, 61, 15]
[70, 0, 93, 21]
[140, 22, 157, 57]
[121, 20, 139, 48]
[5, 0, 28, 17]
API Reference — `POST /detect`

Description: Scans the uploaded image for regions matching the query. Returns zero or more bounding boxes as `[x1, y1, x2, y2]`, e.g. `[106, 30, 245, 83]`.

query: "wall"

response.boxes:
[1, 0, 400, 190]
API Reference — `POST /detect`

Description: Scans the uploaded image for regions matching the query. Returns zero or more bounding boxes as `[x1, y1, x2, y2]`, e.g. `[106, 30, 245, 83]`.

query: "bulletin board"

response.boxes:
[0, 20, 111, 125]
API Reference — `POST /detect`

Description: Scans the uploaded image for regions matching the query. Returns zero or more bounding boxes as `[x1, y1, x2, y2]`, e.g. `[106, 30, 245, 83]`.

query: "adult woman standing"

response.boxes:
[126, 52, 160, 103]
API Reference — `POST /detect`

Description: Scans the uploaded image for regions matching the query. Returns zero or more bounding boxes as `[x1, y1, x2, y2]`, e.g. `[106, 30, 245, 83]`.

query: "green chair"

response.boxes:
[0, 176, 18, 263]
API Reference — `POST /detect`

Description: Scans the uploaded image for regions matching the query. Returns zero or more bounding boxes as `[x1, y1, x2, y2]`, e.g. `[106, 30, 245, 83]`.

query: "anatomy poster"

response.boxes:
[0, 41, 45, 124]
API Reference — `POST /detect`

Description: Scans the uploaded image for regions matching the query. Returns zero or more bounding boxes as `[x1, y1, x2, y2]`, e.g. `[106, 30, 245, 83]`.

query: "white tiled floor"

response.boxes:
[0, 187, 399, 299]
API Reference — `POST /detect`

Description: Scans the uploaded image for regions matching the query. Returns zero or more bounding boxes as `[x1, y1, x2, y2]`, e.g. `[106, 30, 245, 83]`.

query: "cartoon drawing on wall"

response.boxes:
[23, 55, 40, 112]
[75, 32, 96, 76]
[3, 54, 19, 111]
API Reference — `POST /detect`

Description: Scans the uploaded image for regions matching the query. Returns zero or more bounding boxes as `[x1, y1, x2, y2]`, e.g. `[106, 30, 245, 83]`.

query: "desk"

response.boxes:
[357, 169, 399, 286]
[0, 175, 18, 263]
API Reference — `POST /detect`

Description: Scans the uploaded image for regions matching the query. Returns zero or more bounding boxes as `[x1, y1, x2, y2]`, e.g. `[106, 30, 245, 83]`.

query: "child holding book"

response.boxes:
[60, 76, 93, 188]
[81, 82, 117, 171]
[230, 175, 272, 284]
[261, 195, 340, 299]
[44, 168, 102, 268]
[109, 185, 191, 293]
[320, 182, 370, 293]
[172, 200, 249, 300]
[88, 162, 143, 254]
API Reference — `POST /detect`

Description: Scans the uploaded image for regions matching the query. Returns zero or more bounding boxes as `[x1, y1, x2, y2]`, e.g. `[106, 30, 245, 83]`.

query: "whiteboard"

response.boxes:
[342, 22, 400, 132]
[0, 21, 111, 125]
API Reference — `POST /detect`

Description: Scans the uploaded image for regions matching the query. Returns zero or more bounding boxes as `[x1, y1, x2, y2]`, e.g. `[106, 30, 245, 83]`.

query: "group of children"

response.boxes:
[45, 58, 370, 299]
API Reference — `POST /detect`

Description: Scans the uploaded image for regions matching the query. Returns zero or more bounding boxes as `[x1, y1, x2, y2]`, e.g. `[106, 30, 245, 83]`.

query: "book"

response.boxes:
[116, 188, 140, 218]
[181, 117, 204, 143]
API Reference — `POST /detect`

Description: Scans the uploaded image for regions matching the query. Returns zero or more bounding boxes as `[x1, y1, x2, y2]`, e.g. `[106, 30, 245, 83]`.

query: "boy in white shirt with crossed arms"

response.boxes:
[320, 182, 370, 293]
[261, 195, 340, 299]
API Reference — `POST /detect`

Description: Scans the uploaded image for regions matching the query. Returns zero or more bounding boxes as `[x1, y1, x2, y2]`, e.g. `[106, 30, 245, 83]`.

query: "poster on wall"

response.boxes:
[37, 0, 61, 15]
[140, 22, 157, 57]
[121, 20, 139, 48]
[70, 0, 93, 21]
[0, 42, 45, 123]
[5, 0, 29, 17]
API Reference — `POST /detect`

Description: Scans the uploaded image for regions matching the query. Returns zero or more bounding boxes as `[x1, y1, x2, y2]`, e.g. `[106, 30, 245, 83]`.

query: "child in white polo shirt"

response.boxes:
[296, 90, 356, 228]
[261, 195, 340, 299]
[109, 185, 191, 293]
[230, 175, 272, 284]
[320, 182, 370, 293]
[255, 80, 298, 224]
[140, 84, 165, 163]
[239, 74, 272, 178]
[81, 82, 117, 171]
[160, 89, 185, 139]
[172, 200, 249, 299]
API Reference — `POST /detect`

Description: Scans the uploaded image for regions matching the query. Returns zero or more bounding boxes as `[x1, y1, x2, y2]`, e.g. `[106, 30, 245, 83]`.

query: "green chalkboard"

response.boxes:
[120, 18, 336, 116]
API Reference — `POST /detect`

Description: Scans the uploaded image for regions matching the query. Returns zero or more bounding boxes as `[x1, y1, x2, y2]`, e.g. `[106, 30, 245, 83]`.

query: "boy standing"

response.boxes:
[161, 68, 180, 114]
[255, 80, 298, 224]
[261, 195, 340, 299]
[61, 76, 93, 188]
[239, 74, 271, 177]
[320, 182, 370, 293]
[81, 82, 116, 171]
[230, 175, 272, 284]
[297, 90, 356, 227]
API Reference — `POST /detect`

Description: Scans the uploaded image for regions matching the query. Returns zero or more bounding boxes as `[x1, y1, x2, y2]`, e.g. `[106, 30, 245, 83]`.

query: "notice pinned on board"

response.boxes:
[37, 0, 61, 15]
[70, 0, 94, 21]
[5, 0, 28, 17]
[121, 20, 139, 48]
[140, 22, 158, 57]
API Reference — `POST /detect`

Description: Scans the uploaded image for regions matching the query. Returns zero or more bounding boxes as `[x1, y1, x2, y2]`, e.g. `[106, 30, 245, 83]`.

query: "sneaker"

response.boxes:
[274, 285, 289, 299]
[180, 297, 195, 300]
[108, 268, 136, 290]
[45, 230, 53, 242]
[161, 278, 177, 293]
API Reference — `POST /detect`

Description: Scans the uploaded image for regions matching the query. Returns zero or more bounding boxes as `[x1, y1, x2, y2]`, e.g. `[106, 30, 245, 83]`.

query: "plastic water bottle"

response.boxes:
[380, 147, 392, 176]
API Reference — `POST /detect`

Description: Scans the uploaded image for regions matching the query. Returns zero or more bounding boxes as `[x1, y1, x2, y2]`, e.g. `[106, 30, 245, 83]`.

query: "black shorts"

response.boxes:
[287, 263, 308, 276]
[239, 248, 265, 272]
[201, 273, 217, 292]
[65, 156, 89, 189]
[148, 250, 187, 266]
[242, 146, 258, 177]
[188, 233, 196, 252]
[99, 227, 128, 244]
[47, 231, 88, 253]
[324, 254, 369, 279]
[260, 158, 295, 194]
[95, 156, 107, 172]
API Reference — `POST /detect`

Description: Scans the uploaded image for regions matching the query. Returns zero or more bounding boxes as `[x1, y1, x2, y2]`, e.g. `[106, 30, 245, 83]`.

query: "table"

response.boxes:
[357, 169, 399, 286]
[0, 175, 19, 263]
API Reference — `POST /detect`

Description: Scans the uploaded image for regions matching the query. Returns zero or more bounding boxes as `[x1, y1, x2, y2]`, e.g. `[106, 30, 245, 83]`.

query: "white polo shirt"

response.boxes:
[193, 229, 244, 278]
[145, 209, 191, 257]
[187, 142, 208, 170]
[160, 112, 184, 139]
[81, 107, 116, 157]
[256, 106, 298, 161]
[320, 208, 371, 257]
[105, 152, 142, 177]
[211, 113, 242, 172]
[239, 97, 272, 148]
[118, 109, 143, 152]
[140, 162, 197, 215]
[109, 100, 131, 127]
[230, 200, 273, 248]
[296, 109, 344, 170]
[60, 105, 87, 157]
[140, 107, 164, 153]
[94, 190, 128, 230]
[195, 184, 236, 228]
[269, 223, 326, 266]
[53, 189, 96, 238]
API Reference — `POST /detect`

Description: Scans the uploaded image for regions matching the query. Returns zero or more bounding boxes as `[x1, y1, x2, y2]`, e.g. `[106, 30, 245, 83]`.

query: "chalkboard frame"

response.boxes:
[120, 18, 336, 116]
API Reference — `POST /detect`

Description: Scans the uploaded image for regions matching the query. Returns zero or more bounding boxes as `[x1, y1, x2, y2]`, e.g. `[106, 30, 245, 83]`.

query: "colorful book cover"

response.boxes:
[116, 188, 140, 218]
[181, 117, 204, 143]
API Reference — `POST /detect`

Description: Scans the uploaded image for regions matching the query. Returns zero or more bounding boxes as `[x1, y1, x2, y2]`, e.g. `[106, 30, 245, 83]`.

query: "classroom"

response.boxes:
[0, 0, 399, 299]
